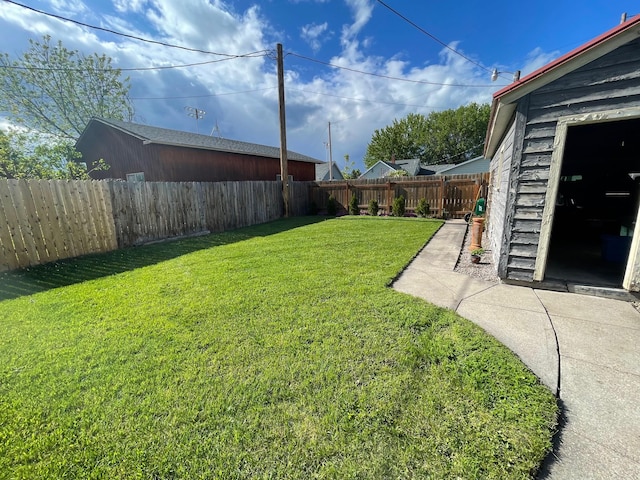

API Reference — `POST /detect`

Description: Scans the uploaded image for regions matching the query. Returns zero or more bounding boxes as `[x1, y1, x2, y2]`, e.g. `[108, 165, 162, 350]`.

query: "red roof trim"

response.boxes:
[493, 15, 640, 100]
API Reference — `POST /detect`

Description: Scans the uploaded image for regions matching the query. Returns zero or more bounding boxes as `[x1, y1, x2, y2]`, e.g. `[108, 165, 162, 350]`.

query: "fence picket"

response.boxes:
[2, 177, 485, 273]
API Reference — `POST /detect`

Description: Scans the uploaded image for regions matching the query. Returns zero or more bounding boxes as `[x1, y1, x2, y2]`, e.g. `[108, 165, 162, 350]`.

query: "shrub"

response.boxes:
[327, 195, 337, 216]
[392, 195, 406, 217]
[416, 198, 430, 217]
[349, 194, 359, 215]
[368, 199, 379, 216]
[309, 201, 318, 215]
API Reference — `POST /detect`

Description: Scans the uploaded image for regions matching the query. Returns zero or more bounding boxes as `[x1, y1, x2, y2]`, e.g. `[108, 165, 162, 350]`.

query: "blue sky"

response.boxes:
[1, 0, 638, 172]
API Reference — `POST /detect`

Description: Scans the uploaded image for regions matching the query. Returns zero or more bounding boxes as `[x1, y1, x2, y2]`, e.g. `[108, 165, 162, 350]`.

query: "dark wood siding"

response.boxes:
[77, 123, 317, 182]
[502, 37, 640, 282]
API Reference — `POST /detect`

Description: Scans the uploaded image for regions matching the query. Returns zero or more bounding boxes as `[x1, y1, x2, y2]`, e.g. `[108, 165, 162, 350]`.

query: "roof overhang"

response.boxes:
[485, 15, 640, 158]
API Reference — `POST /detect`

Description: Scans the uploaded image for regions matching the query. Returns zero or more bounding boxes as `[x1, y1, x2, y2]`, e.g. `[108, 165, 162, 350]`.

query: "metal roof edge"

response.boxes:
[485, 16, 640, 158]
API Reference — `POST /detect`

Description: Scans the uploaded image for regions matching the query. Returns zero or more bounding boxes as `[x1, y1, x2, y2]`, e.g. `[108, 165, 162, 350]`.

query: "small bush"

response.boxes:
[368, 199, 379, 216]
[349, 194, 359, 215]
[392, 195, 406, 217]
[309, 201, 318, 215]
[327, 195, 337, 216]
[416, 198, 430, 217]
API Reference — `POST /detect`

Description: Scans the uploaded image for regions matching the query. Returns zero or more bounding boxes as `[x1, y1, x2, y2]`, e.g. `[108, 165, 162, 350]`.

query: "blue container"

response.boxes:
[601, 234, 632, 263]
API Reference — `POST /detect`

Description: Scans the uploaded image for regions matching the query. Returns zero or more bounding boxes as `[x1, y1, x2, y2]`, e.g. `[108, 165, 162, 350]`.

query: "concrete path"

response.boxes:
[393, 221, 640, 479]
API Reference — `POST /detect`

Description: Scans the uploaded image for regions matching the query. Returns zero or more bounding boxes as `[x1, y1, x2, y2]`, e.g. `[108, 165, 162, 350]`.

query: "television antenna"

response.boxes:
[210, 119, 221, 137]
[185, 106, 206, 133]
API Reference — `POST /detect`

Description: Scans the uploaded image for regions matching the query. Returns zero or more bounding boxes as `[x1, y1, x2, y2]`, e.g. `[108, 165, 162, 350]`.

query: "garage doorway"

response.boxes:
[535, 112, 640, 288]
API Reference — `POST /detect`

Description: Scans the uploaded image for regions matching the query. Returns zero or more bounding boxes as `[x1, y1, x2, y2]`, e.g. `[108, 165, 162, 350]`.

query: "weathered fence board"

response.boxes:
[0, 178, 118, 272]
[1, 175, 482, 274]
[311, 174, 489, 218]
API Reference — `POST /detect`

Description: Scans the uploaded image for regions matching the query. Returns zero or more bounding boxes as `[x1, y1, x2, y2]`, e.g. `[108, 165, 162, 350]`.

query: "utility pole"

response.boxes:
[185, 106, 206, 134]
[277, 43, 289, 217]
[328, 121, 333, 181]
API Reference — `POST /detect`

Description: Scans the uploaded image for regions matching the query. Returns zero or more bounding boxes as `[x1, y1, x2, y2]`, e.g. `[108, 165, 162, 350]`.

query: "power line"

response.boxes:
[287, 52, 505, 88]
[374, 0, 513, 82]
[3, 0, 259, 58]
[131, 86, 277, 100]
[0, 53, 268, 73]
[287, 87, 445, 108]
[438, 141, 485, 163]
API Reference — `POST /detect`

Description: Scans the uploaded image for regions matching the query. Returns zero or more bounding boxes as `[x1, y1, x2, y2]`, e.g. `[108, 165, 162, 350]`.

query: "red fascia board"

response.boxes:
[493, 15, 640, 100]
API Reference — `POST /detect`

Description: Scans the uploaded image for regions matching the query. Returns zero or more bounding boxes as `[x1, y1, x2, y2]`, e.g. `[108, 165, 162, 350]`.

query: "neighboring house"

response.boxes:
[76, 118, 322, 182]
[315, 163, 344, 181]
[359, 159, 447, 179]
[485, 16, 640, 293]
[434, 156, 489, 175]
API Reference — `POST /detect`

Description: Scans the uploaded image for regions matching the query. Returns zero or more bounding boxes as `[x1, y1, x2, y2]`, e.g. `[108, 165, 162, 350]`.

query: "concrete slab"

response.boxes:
[539, 426, 640, 479]
[551, 315, 640, 377]
[394, 269, 494, 310]
[559, 356, 640, 466]
[392, 220, 640, 478]
[416, 221, 467, 271]
[464, 283, 547, 313]
[535, 289, 640, 328]
[457, 300, 559, 393]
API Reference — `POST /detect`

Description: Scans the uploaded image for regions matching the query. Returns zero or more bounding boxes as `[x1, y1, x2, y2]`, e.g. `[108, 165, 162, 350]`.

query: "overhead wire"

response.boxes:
[374, 0, 514, 82]
[3, 0, 261, 58]
[286, 52, 505, 88]
[0, 52, 269, 73]
[130, 86, 277, 100]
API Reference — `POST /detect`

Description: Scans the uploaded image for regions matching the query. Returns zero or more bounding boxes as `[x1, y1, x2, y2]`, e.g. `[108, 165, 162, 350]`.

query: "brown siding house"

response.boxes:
[76, 118, 322, 182]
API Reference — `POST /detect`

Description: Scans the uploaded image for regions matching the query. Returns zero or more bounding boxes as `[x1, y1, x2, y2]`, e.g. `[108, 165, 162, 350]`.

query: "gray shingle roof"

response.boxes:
[315, 163, 344, 181]
[90, 118, 323, 164]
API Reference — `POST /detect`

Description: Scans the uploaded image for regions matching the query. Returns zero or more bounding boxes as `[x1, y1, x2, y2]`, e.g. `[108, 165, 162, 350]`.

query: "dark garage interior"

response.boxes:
[546, 117, 640, 287]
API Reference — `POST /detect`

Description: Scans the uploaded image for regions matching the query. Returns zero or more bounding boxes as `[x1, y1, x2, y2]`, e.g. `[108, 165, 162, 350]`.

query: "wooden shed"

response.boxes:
[76, 118, 322, 182]
[485, 16, 640, 293]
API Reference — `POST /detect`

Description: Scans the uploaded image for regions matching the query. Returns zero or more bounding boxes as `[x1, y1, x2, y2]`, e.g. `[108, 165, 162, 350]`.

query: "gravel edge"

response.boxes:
[453, 222, 500, 283]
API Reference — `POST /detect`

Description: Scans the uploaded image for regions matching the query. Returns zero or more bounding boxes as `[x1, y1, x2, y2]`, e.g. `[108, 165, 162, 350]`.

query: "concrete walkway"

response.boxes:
[393, 221, 640, 479]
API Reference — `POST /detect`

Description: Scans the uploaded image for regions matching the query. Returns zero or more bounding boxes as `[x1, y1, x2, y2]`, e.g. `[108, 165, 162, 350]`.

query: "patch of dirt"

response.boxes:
[454, 223, 500, 283]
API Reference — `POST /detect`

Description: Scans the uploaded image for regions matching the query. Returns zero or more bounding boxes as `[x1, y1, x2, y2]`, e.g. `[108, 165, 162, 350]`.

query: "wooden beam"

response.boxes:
[277, 43, 289, 217]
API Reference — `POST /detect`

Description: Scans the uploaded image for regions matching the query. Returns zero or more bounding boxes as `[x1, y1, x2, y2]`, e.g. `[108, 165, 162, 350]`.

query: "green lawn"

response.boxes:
[0, 217, 557, 479]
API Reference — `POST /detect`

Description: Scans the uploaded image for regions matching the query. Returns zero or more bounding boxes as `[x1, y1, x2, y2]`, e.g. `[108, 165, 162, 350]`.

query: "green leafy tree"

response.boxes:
[0, 129, 107, 179]
[341, 154, 362, 179]
[0, 35, 134, 140]
[423, 103, 490, 165]
[363, 103, 490, 168]
[364, 113, 429, 168]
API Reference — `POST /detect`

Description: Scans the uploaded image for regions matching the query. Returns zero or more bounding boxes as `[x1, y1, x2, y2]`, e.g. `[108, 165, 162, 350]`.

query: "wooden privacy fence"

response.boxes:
[310, 173, 489, 217]
[0, 179, 311, 273]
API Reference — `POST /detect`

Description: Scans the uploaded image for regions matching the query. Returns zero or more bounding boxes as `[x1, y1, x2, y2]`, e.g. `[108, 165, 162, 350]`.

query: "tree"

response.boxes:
[423, 103, 490, 165]
[363, 103, 490, 168]
[364, 113, 429, 168]
[341, 154, 362, 179]
[0, 129, 107, 179]
[0, 35, 134, 140]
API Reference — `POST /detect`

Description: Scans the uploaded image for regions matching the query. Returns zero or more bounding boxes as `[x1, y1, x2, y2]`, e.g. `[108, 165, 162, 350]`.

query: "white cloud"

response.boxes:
[301, 22, 329, 52]
[113, 0, 147, 14]
[341, 0, 374, 46]
[519, 47, 560, 76]
[48, 0, 89, 15]
[0, 0, 501, 171]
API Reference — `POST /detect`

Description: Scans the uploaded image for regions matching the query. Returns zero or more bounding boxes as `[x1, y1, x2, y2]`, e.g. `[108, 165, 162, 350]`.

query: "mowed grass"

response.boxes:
[0, 217, 557, 479]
